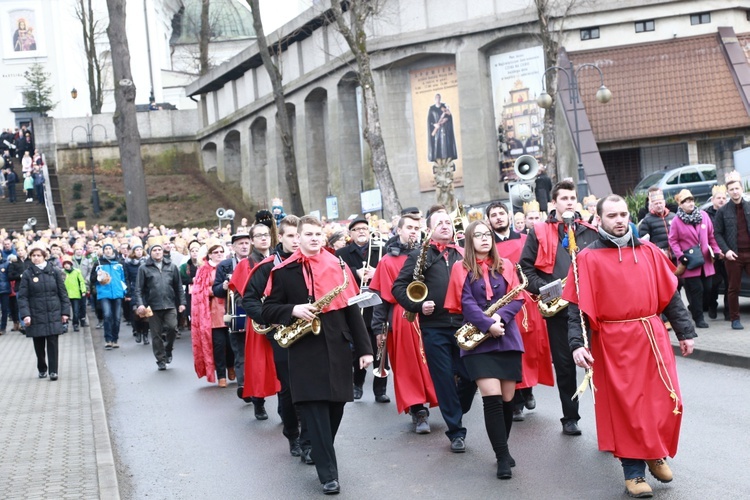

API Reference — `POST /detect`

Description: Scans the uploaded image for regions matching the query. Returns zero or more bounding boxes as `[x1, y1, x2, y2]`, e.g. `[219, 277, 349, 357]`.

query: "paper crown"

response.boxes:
[712, 184, 727, 195]
[582, 195, 598, 206]
[725, 171, 742, 184]
[648, 190, 665, 202]
[271, 197, 283, 208]
[523, 200, 540, 214]
[467, 208, 484, 222]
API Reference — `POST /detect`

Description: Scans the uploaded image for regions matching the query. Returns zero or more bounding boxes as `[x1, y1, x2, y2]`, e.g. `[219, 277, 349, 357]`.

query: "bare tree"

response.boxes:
[105, 0, 150, 226]
[329, 0, 401, 218]
[246, 0, 304, 216]
[534, 0, 581, 179]
[199, 0, 210, 75]
[74, 0, 105, 114]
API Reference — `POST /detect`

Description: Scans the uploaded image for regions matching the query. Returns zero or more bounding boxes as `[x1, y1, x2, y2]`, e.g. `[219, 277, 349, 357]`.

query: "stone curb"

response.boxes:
[672, 345, 750, 370]
[83, 324, 121, 499]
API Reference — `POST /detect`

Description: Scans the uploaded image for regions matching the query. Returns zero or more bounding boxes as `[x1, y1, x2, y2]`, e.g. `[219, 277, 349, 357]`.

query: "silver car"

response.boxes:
[634, 164, 716, 203]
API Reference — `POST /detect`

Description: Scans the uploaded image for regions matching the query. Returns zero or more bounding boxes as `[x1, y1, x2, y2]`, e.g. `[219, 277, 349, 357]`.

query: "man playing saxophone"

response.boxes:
[519, 180, 598, 436]
[393, 210, 477, 454]
[262, 216, 373, 496]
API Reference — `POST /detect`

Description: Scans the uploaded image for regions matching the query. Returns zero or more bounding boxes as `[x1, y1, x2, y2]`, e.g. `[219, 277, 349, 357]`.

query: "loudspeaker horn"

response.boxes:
[27, 217, 37, 226]
[514, 155, 539, 181]
[224, 209, 235, 221]
[509, 183, 534, 206]
[216, 208, 226, 218]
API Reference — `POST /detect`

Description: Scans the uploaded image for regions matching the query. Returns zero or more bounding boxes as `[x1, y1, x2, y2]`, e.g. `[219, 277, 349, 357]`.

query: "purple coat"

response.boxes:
[668, 210, 721, 279]
[460, 270, 524, 357]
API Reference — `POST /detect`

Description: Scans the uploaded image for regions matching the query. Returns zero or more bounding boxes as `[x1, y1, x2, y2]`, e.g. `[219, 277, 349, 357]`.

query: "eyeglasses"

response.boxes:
[253, 233, 270, 239]
[473, 232, 493, 240]
[352, 227, 369, 232]
[211, 249, 225, 254]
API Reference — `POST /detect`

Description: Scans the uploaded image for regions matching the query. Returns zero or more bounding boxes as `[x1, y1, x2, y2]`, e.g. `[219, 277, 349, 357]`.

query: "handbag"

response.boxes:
[682, 244, 705, 270]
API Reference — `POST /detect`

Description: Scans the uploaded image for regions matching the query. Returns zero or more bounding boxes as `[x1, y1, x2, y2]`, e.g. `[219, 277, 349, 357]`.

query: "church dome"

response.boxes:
[170, 0, 256, 44]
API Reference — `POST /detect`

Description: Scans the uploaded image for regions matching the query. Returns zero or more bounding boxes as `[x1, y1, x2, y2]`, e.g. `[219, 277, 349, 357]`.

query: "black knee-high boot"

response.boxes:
[502, 397, 514, 438]
[482, 395, 512, 479]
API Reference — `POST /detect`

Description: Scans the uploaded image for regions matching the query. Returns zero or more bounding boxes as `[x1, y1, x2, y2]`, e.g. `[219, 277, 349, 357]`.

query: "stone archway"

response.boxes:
[249, 117, 268, 206]
[223, 130, 241, 183]
[304, 87, 329, 214]
[201, 141, 218, 173]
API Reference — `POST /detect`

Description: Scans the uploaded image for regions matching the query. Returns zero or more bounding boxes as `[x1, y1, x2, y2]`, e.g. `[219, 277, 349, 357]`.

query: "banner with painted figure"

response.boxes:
[409, 64, 463, 192]
[489, 47, 546, 180]
[3, 4, 44, 58]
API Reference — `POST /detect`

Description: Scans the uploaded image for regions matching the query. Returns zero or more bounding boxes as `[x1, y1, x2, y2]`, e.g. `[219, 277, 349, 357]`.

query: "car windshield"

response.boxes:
[635, 172, 666, 191]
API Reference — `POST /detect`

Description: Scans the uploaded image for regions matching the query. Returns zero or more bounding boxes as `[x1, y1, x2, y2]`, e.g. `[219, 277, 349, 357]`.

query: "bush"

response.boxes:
[72, 191, 82, 200]
[104, 199, 115, 210]
[72, 183, 83, 192]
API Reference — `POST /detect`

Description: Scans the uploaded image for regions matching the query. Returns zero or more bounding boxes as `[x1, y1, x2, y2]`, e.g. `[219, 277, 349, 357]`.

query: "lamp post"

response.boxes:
[536, 62, 612, 201]
[71, 124, 107, 216]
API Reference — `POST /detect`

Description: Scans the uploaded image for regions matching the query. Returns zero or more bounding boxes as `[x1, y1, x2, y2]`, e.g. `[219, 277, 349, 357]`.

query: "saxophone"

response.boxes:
[455, 264, 528, 351]
[403, 229, 433, 323]
[274, 258, 349, 348]
[537, 277, 568, 318]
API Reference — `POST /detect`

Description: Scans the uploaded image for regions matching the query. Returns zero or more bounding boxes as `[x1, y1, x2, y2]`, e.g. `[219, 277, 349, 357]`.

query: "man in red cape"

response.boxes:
[564, 195, 695, 498]
[262, 216, 373, 495]
[369, 213, 438, 433]
[487, 201, 554, 421]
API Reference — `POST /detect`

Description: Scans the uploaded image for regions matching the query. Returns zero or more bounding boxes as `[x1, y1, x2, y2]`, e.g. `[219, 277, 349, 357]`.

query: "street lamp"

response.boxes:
[71, 124, 107, 216]
[537, 62, 612, 201]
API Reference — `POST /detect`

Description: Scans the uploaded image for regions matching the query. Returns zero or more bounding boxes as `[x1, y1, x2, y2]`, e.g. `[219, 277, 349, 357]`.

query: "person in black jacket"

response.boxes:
[7, 252, 24, 331]
[5, 167, 17, 203]
[134, 242, 185, 370]
[123, 245, 149, 344]
[393, 210, 477, 454]
[335, 217, 388, 403]
[534, 166, 553, 213]
[17, 245, 70, 380]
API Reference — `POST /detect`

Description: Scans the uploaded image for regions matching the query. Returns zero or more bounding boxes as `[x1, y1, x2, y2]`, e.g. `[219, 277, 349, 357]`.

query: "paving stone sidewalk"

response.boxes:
[0, 326, 119, 500]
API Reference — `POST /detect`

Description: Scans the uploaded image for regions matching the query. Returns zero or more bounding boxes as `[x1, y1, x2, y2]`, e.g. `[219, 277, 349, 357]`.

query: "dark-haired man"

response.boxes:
[519, 180, 599, 436]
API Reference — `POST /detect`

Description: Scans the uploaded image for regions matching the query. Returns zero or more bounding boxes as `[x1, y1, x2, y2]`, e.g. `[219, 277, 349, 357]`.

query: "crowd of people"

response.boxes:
[0, 125, 47, 204]
[15, 169, 750, 496]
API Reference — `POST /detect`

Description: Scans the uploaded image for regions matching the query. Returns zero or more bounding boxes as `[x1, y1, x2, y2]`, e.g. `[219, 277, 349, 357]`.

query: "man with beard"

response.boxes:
[638, 188, 675, 260]
[214, 233, 266, 417]
[566, 194, 695, 498]
[241, 216, 312, 462]
[485, 202, 520, 244]
[519, 180, 599, 436]
[336, 217, 388, 403]
[370, 213, 438, 434]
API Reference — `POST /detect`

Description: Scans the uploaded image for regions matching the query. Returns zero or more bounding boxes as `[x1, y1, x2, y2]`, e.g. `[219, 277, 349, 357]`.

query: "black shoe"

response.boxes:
[524, 394, 536, 410]
[49, 373, 58, 381]
[562, 421, 582, 436]
[237, 386, 253, 403]
[512, 408, 525, 421]
[375, 394, 391, 403]
[80, 319, 87, 328]
[496, 459, 512, 480]
[301, 448, 315, 465]
[254, 403, 268, 420]
[289, 438, 302, 457]
[157, 361, 167, 371]
[322, 479, 340, 495]
[73, 325, 80, 332]
[450, 437, 466, 453]
[143, 335, 150, 345]
[38, 371, 47, 379]
[708, 308, 718, 319]
[353, 385, 363, 400]
[695, 320, 709, 329]
[135, 334, 142, 343]
[166, 353, 173, 364]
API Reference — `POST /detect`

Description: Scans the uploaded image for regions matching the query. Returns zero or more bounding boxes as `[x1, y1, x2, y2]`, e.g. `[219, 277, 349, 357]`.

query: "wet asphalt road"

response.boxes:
[94, 324, 750, 500]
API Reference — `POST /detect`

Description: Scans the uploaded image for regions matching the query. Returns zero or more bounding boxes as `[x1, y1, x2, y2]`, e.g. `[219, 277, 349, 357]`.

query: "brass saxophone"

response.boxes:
[404, 229, 433, 322]
[274, 258, 349, 348]
[455, 264, 528, 351]
[251, 318, 275, 335]
[537, 277, 568, 318]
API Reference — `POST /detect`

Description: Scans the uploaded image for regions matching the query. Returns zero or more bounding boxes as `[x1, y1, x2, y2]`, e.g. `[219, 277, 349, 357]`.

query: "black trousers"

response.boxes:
[684, 273, 711, 323]
[33, 335, 59, 373]
[212, 327, 234, 379]
[352, 329, 388, 396]
[706, 259, 728, 317]
[271, 338, 309, 445]
[297, 401, 345, 484]
[545, 313, 580, 423]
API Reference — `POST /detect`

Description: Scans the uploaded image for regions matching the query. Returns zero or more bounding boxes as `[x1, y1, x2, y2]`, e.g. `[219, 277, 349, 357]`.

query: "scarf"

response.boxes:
[676, 208, 703, 226]
[35, 261, 48, 270]
[476, 258, 493, 301]
[598, 225, 638, 263]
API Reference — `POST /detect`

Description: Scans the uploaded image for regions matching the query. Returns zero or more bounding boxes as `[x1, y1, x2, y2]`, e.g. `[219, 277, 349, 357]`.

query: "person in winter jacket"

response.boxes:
[0, 253, 12, 333]
[91, 243, 127, 349]
[123, 245, 149, 344]
[7, 253, 25, 331]
[23, 172, 33, 202]
[17, 244, 70, 381]
[62, 256, 87, 332]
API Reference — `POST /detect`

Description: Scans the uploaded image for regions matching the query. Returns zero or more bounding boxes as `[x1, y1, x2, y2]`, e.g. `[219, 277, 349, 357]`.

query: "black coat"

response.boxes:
[261, 259, 372, 403]
[134, 258, 185, 311]
[18, 263, 71, 338]
[335, 242, 382, 287]
[714, 199, 750, 254]
[638, 211, 675, 252]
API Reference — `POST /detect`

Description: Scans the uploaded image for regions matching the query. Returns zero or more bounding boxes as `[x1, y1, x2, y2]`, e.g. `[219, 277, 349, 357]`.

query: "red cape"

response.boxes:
[264, 249, 359, 312]
[444, 257, 519, 315]
[241, 256, 281, 398]
[495, 234, 526, 263]
[562, 241, 683, 459]
[229, 257, 253, 295]
[370, 252, 438, 414]
[190, 263, 218, 383]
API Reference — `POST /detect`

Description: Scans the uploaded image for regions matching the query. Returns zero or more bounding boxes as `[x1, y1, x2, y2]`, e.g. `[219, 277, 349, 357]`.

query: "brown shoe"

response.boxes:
[625, 477, 653, 498]
[646, 458, 673, 483]
[12, 321, 19, 331]
[218, 378, 227, 388]
[228, 367, 236, 381]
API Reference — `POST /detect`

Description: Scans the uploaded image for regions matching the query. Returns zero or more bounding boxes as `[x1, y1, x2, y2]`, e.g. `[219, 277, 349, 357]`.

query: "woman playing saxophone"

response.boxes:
[444, 220, 524, 480]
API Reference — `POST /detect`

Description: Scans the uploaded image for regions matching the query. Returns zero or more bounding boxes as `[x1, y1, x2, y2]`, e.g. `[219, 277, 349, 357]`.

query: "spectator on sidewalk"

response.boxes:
[32, 165, 44, 205]
[5, 167, 17, 203]
[91, 243, 127, 349]
[134, 240, 186, 371]
[7, 253, 23, 332]
[17, 244, 70, 381]
[62, 256, 87, 332]
[0, 253, 11, 334]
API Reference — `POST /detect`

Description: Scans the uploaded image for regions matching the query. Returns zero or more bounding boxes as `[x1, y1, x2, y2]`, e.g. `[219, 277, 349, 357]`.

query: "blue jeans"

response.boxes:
[100, 298, 122, 343]
[0, 293, 9, 330]
[620, 458, 647, 480]
[421, 325, 477, 440]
